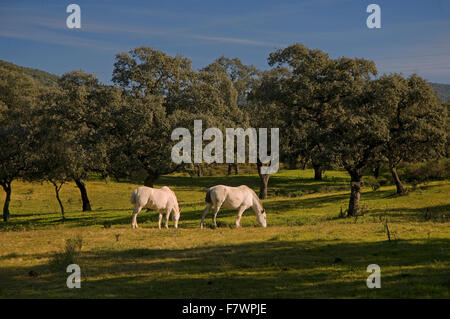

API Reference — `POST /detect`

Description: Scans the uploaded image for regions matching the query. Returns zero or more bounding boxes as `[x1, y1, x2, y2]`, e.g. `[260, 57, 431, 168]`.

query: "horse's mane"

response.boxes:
[244, 186, 263, 210]
[159, 186, 179, 211]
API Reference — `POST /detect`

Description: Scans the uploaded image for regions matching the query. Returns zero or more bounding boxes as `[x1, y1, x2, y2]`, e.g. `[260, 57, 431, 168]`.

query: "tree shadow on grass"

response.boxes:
[369, 204, 450, 222]
[158, 173, 351, 197]
[1, 238, 449, 298]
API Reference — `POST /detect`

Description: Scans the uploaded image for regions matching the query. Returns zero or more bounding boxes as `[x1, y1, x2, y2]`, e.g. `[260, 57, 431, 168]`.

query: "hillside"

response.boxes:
[430, 83, 450, 102]
[0, 60, 59, 87]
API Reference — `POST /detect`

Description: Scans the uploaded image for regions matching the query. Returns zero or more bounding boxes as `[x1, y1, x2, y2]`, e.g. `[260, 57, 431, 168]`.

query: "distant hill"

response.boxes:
[0, 60, 59, 87]
[430, 83, 450, 102]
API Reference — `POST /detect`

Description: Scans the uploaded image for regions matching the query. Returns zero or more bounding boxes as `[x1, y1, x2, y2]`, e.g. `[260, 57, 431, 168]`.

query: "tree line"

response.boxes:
[0, 44, 448, 222]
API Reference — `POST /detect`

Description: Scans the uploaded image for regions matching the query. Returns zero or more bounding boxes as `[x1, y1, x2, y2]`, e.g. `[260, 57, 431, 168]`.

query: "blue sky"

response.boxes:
[1, 0, 449, 84]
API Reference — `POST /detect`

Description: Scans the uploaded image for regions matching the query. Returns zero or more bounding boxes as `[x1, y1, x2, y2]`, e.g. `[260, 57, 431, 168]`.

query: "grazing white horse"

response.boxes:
[200, 185, 267, 228]
[130, 186, 180, 229]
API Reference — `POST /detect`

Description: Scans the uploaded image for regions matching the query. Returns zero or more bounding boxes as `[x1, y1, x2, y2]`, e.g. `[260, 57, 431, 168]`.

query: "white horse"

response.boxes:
[200, 185, 267, 229]
[130, 186, 180, 229]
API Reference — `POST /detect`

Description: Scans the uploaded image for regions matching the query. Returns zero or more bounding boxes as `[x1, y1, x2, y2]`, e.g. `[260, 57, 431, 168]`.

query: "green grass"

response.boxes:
[0, 168, 449, 298]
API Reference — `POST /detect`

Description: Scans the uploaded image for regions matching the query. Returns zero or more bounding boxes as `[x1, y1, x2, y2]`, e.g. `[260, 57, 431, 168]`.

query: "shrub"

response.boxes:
[377, 176, 391, 186]
[403, 159, 450, 183]
[365, 176, 380, 191]
[49, 235, 83, 272]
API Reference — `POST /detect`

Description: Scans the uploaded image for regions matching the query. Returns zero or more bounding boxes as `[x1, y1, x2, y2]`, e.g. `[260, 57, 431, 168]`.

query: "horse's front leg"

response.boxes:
[172, 209, 179, 229]
[158, 211, 163, 229]
[235, 206, 247, 228]
[164, 210, 170, 229]
[200, 203, 212, 229]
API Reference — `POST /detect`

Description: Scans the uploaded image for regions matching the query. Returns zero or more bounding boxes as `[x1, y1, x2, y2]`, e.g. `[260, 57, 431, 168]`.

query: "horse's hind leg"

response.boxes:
[212, 203, 223, 228]
[132, 206, 142, 229]
[200, 203, 212, 229]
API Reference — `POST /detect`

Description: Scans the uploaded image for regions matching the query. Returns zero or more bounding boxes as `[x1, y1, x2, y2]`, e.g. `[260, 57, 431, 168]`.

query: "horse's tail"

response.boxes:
[205, 189, 212, 204]
[130, 189, 138, 205]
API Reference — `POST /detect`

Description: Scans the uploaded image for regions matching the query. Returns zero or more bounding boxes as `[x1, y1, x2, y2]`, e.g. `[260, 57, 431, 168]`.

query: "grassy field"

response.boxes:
[0, 168, 449, 298]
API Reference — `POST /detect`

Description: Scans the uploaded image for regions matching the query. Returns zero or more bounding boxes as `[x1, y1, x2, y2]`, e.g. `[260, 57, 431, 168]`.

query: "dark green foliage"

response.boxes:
[371, 74, 447, 195]
[0, 65, 40, 221]
[403, 159, 450, 183]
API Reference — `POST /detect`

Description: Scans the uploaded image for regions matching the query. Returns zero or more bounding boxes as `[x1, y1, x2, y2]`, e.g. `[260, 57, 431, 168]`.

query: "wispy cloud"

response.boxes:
[0, 1, 290, 51]
[0, 27, 121, 52]
[190, 35, 283, 47]
[1, 13, 283, 50]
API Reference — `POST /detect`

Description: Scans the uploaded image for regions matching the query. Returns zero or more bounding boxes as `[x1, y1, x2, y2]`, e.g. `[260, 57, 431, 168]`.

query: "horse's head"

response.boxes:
[257, 208, 267, 228]
[173, 209, 181, 228]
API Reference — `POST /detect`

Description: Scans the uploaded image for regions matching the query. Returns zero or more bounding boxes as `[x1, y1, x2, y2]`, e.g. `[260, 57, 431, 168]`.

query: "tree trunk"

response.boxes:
[144, 171, 160, 187]
[390, 165, 406, 195]
[259, 174, 269, 199]
[301, 158, 308, 170]
[2, 182, 12, 222]
[347, 170, 363, 217]
[74, 178, 92, 211]
[52, 182, 65, 221]
[257, 159, 270, 199]
[313, 164, 323, 181]
[196, 165, 202, 177]
[227, 164, 239, 175]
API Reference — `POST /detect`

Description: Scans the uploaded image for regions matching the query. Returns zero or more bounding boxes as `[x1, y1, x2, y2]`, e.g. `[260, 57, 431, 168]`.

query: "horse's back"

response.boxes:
[207, 185, 251, 208]
[207, 185, 228, 201]
[131, 186, 176, 210]
[131, 186, 153, 205]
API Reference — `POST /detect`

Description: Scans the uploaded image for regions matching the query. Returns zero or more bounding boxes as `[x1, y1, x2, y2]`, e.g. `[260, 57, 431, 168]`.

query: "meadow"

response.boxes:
[0, 168, 449, 298]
